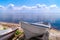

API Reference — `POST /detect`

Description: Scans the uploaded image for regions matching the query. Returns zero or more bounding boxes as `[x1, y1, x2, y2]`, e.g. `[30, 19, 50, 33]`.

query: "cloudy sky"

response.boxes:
[0, 0, 60, 6]
[0, 0, 60, 22]
[0, 0, 60, 13]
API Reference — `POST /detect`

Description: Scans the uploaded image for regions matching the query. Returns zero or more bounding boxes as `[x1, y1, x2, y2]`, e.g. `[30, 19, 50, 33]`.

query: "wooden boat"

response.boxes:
[0, 27, 18, 40]
[20, 22, 51, 40]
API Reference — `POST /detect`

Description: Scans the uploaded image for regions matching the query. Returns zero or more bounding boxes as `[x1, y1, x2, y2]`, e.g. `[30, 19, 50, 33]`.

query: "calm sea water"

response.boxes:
[0, 19, 60, 30]
[0, 13, 60, 30]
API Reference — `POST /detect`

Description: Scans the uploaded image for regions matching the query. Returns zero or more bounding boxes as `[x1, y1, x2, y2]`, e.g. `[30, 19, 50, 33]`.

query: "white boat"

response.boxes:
[20, 22, 51, 40]
[0, 27, 18, 40]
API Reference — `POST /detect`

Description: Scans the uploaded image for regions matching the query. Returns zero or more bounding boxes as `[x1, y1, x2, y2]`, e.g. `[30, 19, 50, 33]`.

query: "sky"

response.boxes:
[0, 0, 60, 6]
[0, 0, 60, 23]
[0, 0, 60, 13]
[0, 0, 60, 14]
[0, 0, 60, 16]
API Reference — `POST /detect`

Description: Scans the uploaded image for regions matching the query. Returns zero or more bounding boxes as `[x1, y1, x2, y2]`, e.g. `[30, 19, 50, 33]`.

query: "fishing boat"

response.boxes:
[20, 22, 51, 40]
[0, 25, 18, 40]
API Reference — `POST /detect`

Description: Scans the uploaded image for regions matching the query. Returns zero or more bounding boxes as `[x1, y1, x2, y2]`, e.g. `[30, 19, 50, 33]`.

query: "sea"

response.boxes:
[0, 18, 60, 30]
[0, 13, 60, 30]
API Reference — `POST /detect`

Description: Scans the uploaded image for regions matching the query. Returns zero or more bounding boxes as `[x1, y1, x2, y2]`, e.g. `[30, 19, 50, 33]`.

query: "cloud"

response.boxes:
[49, 4, 58, 8]
[8, 3, 14, 7]
[0, 5, 4, 8]
[7, 3, 14, 10]
[0, 5, 5, 10]
[0, 3, 60, 13]
[36, 4, 48, 8]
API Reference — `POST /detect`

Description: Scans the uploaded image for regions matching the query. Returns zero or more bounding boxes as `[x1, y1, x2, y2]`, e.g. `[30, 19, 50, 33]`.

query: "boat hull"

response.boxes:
[0, 28, 18, 40]
[21, 22, 49, 39]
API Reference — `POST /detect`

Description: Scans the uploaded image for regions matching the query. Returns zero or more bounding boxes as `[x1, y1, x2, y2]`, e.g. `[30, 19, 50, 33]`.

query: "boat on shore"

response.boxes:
[0, 24, 18, 40]
[20, 22, 51, 40]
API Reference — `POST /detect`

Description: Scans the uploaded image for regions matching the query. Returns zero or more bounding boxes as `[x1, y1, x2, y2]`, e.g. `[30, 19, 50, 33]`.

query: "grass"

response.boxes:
[15, 30, 23, 37]
[12, 30, 24, 40]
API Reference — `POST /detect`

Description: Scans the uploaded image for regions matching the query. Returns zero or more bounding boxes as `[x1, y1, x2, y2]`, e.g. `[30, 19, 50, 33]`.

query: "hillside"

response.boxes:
[49, 29, 60, 40]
